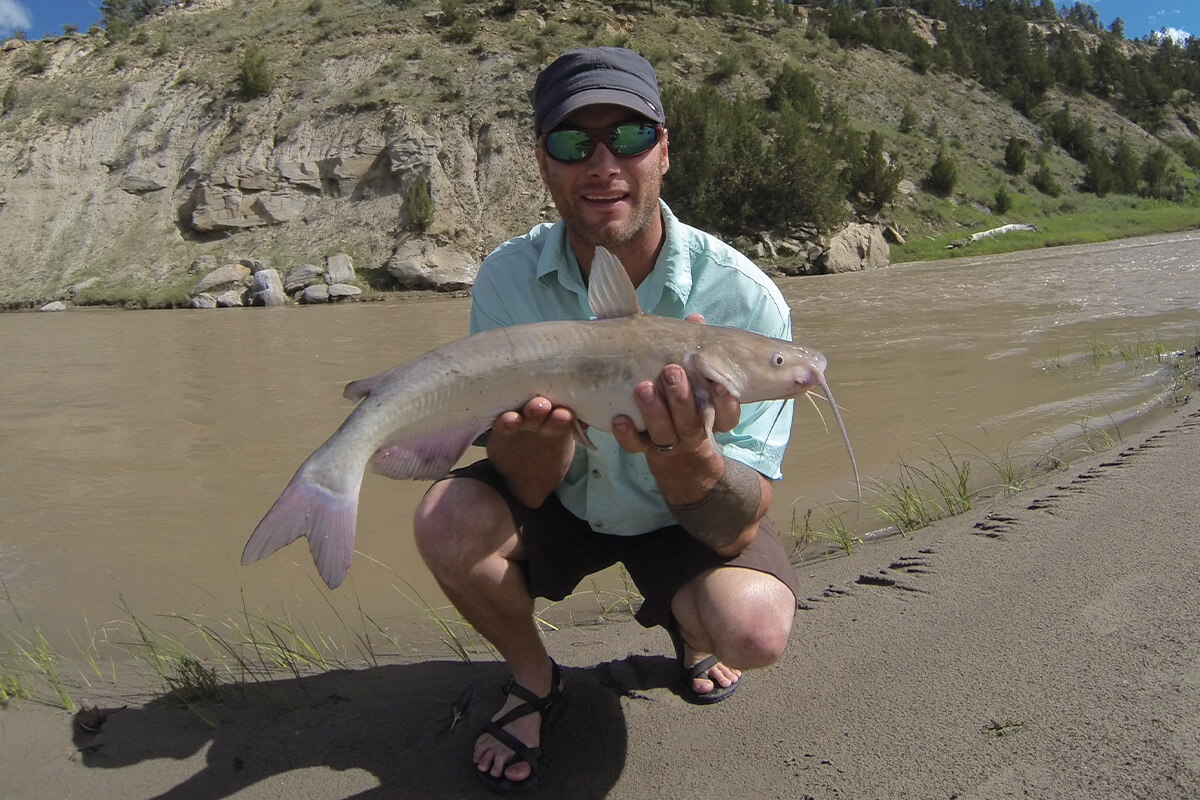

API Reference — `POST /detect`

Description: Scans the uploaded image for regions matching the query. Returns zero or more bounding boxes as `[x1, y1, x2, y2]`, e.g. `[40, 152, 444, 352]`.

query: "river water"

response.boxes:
[2, 232, 1197, 660]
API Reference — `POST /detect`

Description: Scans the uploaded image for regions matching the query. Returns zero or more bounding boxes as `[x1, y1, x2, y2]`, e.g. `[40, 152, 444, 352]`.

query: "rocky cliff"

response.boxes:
[0, 0, 558, 307]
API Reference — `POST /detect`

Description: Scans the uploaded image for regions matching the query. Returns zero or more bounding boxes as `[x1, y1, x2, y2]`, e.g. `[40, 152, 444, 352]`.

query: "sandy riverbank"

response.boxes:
[2, 403, 1198, 799]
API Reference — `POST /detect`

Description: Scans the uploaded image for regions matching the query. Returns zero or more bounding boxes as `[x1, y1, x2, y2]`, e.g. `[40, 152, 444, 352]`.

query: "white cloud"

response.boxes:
[0, 0, 33, 33]
[1151, 26, 1192, 44]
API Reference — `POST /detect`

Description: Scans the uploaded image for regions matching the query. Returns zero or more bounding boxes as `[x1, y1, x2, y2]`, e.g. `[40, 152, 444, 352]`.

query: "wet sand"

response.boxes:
[3, 404, 1198, 799]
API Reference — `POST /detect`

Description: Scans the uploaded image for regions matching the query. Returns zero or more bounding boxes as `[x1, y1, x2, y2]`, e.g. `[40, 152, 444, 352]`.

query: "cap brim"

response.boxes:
[539, 87, 663, 134]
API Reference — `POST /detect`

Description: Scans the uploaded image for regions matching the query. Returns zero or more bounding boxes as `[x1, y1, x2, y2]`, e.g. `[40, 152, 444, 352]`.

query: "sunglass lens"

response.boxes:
[545, 129, 592, 162]
[610, 123, 658, 155]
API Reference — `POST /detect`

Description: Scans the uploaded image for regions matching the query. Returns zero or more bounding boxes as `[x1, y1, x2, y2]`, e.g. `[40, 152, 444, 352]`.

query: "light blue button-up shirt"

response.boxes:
[469, 202, 794, 536]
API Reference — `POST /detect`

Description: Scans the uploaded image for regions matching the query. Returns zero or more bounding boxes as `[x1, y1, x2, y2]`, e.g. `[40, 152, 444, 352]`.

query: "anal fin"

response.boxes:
[368, 424, 488, 480]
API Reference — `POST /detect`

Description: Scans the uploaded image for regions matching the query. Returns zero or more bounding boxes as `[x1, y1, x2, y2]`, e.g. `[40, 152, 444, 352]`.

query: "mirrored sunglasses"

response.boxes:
[541, 122, 663, 163]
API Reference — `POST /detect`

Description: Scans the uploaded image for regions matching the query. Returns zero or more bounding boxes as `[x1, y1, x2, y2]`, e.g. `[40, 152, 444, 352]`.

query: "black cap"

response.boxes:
[533, 47, 665, 136]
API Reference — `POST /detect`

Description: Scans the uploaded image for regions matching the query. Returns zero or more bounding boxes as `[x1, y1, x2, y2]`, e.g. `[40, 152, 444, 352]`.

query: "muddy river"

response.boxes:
[2, 231, 1197, 660]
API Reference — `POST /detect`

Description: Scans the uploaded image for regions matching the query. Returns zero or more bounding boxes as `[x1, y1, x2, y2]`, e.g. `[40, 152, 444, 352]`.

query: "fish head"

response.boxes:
[743, 342, 828, 402]
[693, 335, 828, 404]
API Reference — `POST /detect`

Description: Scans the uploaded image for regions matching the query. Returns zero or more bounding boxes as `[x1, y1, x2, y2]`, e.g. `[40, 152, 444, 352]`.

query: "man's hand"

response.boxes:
[610, 315, 770, 556]
[487, 397, 577, 508]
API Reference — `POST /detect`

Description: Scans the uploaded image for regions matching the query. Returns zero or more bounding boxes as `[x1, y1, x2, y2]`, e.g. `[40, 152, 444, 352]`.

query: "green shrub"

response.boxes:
[898, 101, 919, 134]
[993, 185, 1013, 214]
[1004, 136, 1026, 175]
[1, 83, 16, 113]
[662, 83, 849, 236]
[1140, 146, 1180, 200]
[407, 176, 435, 231]
[1031, 159, 1062, 197]
[926, 147, 957, 196]
[24, 41, 50, 74]
[710, 52, 742, 83]
[237, 44, 275, 99]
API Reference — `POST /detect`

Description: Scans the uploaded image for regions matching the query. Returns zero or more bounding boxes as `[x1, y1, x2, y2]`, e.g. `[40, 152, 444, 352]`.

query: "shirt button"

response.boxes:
[591, 469, 602, 479]
[594, 520, 605, 529]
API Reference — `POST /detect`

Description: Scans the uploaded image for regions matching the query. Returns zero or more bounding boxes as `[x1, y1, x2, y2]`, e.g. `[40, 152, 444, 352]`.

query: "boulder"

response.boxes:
[189, 293, 218, 309]
[249, 269, 287, 306]
[39, 300, 68, 312]
[324, 253, 356, 285]
[300, 284, 330, 304]
[387, 238, 478, 291]
[328, 283, 362, 301]
[215, 290, 246, 307]
[284, 264, 324, 294]
[193, 263, 251, 294]
[820, 223, 890, 274]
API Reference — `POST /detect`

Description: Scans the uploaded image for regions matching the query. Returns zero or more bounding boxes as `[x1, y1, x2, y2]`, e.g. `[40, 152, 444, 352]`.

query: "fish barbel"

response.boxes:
[241, 247, 856, 588]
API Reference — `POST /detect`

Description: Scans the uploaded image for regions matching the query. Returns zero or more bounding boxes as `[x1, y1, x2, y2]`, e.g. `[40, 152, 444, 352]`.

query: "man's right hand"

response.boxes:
[487, 397, 578, 508]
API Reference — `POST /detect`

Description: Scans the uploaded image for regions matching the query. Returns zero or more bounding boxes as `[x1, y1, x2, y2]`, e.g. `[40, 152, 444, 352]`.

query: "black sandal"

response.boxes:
[667, 619, 740, 705]
[477, 660, 565, 794]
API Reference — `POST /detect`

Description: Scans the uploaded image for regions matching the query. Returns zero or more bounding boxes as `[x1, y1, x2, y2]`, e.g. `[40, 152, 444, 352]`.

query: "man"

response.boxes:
[412, 46, 801, 792]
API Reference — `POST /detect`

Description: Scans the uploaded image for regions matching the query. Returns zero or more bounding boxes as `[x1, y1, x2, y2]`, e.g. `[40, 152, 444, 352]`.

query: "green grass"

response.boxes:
[1, 583, 77, 709]
[892, 196, 1200, 263]
[791, 507, 863, 556]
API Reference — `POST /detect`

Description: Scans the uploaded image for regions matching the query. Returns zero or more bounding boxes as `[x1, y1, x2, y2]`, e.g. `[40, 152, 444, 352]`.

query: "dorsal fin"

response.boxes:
[588, 246, 643, 319]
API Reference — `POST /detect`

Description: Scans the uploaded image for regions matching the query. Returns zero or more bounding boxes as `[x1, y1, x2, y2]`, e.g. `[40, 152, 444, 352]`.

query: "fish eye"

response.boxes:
[770, 352, 786, 367]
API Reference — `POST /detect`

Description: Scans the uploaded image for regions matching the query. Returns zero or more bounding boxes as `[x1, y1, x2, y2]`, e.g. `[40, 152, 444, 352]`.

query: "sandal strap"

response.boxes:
[491, 660, 563, 730]
[483, 719, 542, 771]
[685, 654, 721, 682]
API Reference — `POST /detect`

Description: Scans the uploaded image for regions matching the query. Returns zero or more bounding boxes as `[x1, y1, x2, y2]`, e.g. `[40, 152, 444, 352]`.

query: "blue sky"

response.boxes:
[1, 0, 1196, 43]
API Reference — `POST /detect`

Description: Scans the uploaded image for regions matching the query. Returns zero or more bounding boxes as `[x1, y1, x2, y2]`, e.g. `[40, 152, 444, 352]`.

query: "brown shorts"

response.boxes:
[438, 459, 801, 629]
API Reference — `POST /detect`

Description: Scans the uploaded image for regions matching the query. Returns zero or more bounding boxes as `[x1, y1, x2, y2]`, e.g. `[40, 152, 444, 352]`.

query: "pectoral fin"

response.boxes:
[571, 419, 598, 450]
[686, 368, 723, 455]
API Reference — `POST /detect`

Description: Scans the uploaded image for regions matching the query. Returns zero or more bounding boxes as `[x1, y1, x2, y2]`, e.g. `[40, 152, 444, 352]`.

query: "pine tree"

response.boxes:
[927, 147, 957, 196]
[851, 130, 904, 211]
[1004, 136, 1027, 175]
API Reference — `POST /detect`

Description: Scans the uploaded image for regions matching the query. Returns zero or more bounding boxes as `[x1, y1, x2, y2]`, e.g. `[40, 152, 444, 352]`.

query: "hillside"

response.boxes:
[0, 0, 1196, 308]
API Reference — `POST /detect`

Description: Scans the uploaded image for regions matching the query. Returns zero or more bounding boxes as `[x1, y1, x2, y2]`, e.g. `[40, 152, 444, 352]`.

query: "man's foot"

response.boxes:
[475, 661, 564, 793]
[667, 620, 741, 704]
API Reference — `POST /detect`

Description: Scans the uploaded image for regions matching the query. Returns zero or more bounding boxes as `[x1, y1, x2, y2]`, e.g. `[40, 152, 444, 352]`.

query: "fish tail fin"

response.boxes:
[241, 469, 360, 590]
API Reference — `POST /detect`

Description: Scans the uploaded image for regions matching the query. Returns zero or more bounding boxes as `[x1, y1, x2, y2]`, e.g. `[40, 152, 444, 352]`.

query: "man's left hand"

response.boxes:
[610, 313, 739, 458]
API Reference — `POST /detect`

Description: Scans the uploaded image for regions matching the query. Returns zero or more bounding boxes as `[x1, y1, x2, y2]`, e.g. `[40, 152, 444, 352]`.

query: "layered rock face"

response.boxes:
[0, 26, 550, 305]
[1, 8, 891, 309]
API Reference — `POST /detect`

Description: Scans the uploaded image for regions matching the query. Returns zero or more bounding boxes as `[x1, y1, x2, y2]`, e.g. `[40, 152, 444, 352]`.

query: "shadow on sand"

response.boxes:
[72, 654, 678, 798]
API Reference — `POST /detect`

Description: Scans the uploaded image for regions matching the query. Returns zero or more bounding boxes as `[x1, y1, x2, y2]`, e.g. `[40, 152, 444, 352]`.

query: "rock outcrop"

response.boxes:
[0, 18, 544, 307]
[820, 223, 891, 273]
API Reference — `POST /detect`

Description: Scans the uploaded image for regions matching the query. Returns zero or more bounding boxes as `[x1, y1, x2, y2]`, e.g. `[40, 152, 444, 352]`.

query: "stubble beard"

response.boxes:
[557, 171, 663, 252]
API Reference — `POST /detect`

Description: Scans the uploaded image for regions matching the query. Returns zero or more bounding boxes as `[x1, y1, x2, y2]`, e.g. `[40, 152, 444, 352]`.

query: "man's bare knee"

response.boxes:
[413, 478, 515, 575]
[725, 609, 793, 669]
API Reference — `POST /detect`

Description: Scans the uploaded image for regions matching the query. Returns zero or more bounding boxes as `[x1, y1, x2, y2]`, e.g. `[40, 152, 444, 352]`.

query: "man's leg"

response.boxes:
[413, 476, 554, 784]
[669, 566, 796, 696]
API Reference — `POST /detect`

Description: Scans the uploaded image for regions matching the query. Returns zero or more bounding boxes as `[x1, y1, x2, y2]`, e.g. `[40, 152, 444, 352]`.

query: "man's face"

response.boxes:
[536, 104, 670, 253]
